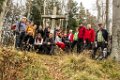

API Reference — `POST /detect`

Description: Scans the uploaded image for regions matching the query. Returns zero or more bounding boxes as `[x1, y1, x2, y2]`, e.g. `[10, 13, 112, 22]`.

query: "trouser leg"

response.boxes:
[71, 40, 77, 51]
[93, 43, 100, 59]
[19, 32, 25, 47]
[77, 39, 83, 53]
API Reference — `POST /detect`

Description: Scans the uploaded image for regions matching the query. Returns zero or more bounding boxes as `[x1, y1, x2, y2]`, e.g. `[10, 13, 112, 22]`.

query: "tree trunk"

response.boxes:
[111, 0, 120, 61]
[106, 0, 109, 31]
[96, 0, 102, 23]
[0, 0, 8, 42]
[0, 0, 8, 27]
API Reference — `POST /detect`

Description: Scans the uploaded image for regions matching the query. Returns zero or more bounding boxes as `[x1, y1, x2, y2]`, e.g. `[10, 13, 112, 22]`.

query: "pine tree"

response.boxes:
[28, 0, 44, 26]
[79, 2, 86, 25]
[67, 0, 78, 30]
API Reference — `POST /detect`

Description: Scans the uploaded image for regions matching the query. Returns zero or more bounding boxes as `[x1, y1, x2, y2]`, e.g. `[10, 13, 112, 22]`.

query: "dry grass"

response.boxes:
[0, 47, 120, 80]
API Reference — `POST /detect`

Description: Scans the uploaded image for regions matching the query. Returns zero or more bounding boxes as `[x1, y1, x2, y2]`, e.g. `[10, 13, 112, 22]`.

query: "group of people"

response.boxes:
[12, 16, 109, 60]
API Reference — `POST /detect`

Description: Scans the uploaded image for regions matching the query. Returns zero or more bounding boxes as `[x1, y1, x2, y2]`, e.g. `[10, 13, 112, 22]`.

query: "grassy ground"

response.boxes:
[0, 47, 120, 80]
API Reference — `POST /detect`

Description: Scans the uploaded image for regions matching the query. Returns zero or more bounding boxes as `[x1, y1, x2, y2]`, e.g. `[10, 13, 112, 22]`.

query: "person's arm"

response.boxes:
[15, 22, 19, 31]
[34, 38, 37, 45]
[91, 29, 95, 42]
[40, 39, 43, 45]
[105, 30, 109, 42]
[83, 27, 86, 43]
[55, 36, 59, 43]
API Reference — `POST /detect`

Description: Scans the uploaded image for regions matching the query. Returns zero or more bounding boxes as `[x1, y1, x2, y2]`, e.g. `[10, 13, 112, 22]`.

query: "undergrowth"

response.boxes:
[0, 47, 120, 80]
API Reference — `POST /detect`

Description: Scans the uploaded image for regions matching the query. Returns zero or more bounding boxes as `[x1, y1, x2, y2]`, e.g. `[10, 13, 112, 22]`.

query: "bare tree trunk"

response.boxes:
[111, 0, 120, 61]
[96, 0, 102, 23]
[0, 0, 8, 41]
[106, 0, 109, 31]
[0, 0, 8, 27]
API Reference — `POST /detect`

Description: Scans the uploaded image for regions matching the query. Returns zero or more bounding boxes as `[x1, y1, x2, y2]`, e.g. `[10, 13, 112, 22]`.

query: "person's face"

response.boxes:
[98, 24, 103, 30]
[80, 23, 83, 26]
[34, 25, 37, 29]
[76, 28, 78, 31]
[38, 34, 41, 38]
[31, 22, 34, 26]
[64, 34, 67, 37]
[22, 18, 27, 23]
[26, 21, 30, 26]
[59, 33, 62, 37]
[39, 26, 42, 29]
[87, 24, 91, 29]
[48, 28, 51, 32]
[49, 33, 53, 38]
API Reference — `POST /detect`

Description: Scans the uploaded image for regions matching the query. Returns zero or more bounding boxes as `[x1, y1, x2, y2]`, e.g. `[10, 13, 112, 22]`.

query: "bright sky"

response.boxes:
[76, 0, 97, 16]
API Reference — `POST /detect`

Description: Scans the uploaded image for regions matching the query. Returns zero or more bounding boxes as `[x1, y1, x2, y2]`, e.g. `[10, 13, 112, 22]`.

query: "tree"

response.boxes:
[67, 0, 78, 30]
[0, 0, 5, 14]
[79, 2, 86, 18]
[0, 0, 9, 30]
[106, 0, 109, 32]
[112, 0, 120, 61]
[28, 0, 61, 26]
[26, 0, 44, 26]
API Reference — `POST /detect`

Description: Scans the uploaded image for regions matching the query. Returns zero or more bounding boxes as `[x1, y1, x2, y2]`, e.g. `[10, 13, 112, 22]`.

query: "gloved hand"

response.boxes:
[94, 41, 97, 47]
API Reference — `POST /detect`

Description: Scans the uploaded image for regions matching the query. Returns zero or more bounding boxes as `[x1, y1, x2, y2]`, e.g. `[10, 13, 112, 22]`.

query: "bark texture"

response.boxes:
[112, 0, 120, 61]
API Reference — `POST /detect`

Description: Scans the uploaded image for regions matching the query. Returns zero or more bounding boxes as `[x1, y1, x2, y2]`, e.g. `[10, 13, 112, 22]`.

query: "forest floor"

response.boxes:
[0, 47, 120, 80]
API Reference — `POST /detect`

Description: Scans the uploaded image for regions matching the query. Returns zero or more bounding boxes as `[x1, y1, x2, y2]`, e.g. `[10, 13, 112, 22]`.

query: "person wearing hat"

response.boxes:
[92, 23, 108, 60]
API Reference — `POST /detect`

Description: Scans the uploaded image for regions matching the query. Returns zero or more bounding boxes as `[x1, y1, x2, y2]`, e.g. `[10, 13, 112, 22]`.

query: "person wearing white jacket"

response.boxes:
[34, 33, 43, 52]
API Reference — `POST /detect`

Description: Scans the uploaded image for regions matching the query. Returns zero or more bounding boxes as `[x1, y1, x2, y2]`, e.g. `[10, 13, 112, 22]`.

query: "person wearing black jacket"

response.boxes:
[43, 27, 51, 41]
[43, 33, 55, 55]
[36, 25, 44, 38]
[92, 23, 108, 60]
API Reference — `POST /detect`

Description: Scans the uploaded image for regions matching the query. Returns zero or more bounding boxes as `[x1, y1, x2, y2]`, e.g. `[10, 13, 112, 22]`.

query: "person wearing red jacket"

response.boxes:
[68, 30, 74, 43]
[55, 32, 65, 50]
[77, 23, 86, 53]
[84, 24, 95, 49]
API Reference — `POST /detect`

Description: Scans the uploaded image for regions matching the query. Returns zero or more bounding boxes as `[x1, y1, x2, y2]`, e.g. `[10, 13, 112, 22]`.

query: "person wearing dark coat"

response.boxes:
[43, 27, 51, 41]
[43, 32, 55, 55]
[92, 23, 108, 60]
[37, 25, 44, 38]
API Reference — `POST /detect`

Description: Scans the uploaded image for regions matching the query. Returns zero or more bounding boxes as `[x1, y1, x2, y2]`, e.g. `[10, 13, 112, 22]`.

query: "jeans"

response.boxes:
[15, 32, 25, 48]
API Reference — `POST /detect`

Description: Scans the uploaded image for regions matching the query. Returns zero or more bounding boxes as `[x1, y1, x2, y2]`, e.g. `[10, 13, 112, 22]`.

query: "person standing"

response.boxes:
[84, 24, 95, 50]
[92, 23, 108, 60]
[68, 29, 74, 43]
[71, 27, 79, 52]
[15, 17, 27, 48]
[23, 21, 35, 50]
[77, 23, 86, 53]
